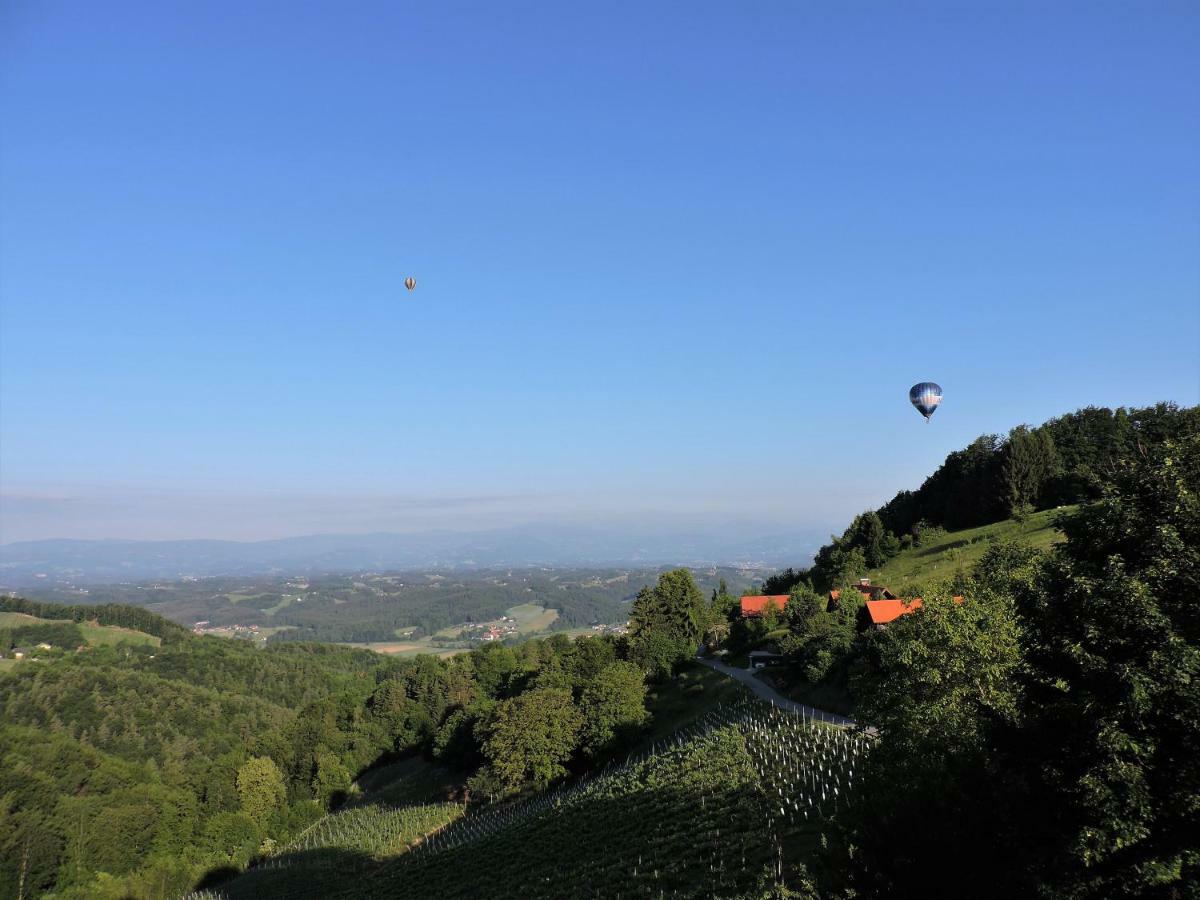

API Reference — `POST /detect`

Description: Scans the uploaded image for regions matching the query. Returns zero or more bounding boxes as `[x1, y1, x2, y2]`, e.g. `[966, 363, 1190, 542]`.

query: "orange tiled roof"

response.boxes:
[740, 595, 789, 617]
[866, 594, 965, 625]
[865, 598, 922, 624]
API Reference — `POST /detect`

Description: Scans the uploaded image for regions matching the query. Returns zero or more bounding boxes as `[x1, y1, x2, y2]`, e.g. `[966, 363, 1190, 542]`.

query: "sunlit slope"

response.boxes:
[190, 697, 864, 900]
[354, 700, 861, 900]
[869, 506, 1073, 591]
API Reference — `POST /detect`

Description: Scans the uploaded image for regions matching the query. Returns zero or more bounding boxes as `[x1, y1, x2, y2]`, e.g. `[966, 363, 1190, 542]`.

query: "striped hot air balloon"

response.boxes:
[404, 277, 416, 291]
[909, 382, 943, 421]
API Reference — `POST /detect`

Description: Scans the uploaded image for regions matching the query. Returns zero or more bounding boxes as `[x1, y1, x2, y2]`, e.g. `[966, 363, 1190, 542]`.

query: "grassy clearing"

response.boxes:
[341, 641, 467, 659]
[870, 506, 1072, 592]
[0, 658, 18, 673]
[505, 603, 559, 632]
[223, 592, 265, 605]
[261, 596, 293, 616]
[0, 611, 51, 627]
[0, 612, 160, 649]
[76, 621, 161, 648]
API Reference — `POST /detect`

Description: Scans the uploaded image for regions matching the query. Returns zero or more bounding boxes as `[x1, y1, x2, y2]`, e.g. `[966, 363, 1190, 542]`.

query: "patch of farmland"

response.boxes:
[341, 641, 467, 659]
[504, 603, 559, 632]
[352, 697, 867, 899]
[0, 611, 53, 627]
[75, 620, 160, 648]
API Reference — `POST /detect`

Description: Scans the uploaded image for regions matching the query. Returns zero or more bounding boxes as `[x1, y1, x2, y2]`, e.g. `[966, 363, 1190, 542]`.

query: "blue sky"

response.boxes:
[1, 1, 1198, 543]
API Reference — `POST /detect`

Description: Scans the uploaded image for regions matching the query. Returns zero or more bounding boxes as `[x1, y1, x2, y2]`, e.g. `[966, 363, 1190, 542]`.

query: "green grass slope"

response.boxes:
[868, 506, 1073, 592]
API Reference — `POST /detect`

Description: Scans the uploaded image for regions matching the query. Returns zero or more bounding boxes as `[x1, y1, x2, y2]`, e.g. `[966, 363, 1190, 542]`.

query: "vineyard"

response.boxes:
[192, 696, 868, 899]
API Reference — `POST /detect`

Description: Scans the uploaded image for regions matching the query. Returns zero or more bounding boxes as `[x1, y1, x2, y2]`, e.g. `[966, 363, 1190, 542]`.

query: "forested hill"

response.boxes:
[0, 595, 192, 643]
[788, 402, 1198, 591]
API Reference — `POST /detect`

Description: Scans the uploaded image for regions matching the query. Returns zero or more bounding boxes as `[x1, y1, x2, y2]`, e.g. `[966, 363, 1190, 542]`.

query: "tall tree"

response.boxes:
[629, 569, 709, 674]
[1002, 425, 1059, 519]
[473, 688, 583, 793]
[1004, 434, 1200, 897]
[235, 757, 286, 827]
[579, 661, 648, 758]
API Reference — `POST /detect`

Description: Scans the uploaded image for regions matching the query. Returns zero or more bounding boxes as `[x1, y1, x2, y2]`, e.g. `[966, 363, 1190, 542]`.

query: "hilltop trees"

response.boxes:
[1002, 425, 1059, 519]
[843, 430, 1200, 898]
[629, 568, 709, 677]
[1002, 434, 1200, 897]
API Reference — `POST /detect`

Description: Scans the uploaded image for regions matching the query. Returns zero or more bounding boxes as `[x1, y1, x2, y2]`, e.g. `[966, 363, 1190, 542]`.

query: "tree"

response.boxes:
[1002, 425, 1059, 519]
[579, 661, 648, 758]
[1001, 434, 1200, 897]
[235, 757, 286, 827]
[473, 688, 583, 793]
[629, 569, 709, 675]
[469, 643, 519, 698]
[630, 629, 687, 681]
[311, 748, 350, 806]
[847, 588, 1025, 897]
[762, 568, 809, 595]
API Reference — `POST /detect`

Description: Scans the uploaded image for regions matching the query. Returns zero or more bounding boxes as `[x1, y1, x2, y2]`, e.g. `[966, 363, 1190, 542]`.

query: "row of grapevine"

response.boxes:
[345, 697, 867, 898]
[191, 694, 870, 898]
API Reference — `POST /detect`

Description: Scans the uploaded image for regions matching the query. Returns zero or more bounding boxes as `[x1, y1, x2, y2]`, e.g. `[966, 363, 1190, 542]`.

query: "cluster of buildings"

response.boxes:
[460, 617, 520, 643]
[740, 578, 963, 630]
[590, 622, 629, 636]
[192, 621, 261, 637]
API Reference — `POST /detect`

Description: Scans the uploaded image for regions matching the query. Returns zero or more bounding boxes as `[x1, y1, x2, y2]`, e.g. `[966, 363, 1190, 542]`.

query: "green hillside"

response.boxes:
[867, 506, 1072, 593]
[197, 696, 862, 900]
[0, 609, 162, 671]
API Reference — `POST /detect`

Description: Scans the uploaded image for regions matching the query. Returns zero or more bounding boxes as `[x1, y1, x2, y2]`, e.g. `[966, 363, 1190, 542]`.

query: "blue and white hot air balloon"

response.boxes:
[909, 382, 943, 421]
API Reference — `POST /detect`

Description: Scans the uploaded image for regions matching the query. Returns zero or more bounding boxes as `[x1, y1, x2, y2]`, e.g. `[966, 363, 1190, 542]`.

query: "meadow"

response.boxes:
[867, 506, 1071, 592]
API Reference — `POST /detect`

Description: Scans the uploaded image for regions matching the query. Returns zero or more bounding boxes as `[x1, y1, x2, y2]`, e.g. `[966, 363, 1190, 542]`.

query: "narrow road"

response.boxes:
[695, 653, 860, 729]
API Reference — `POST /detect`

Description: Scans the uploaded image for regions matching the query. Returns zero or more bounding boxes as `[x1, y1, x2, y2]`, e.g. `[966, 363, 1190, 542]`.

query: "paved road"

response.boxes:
[695, 653, 861, 729]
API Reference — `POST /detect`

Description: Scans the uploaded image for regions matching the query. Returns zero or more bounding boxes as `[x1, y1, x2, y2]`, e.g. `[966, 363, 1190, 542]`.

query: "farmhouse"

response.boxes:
[739, 595, 789, 618]
[829, 578, 898, 605]
[864, 594, 965, 629]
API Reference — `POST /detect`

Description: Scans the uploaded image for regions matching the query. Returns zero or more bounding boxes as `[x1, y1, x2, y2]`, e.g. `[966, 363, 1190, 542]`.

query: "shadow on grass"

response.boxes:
[197, 847, 376, 899]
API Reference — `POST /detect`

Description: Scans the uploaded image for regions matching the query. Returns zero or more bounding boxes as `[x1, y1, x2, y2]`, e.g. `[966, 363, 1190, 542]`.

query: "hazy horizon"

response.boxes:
[3, 2, 1198, 546]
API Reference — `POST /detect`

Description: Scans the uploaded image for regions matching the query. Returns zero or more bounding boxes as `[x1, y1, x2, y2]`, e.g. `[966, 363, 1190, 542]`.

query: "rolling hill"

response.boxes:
[865, 505, 1072, 593]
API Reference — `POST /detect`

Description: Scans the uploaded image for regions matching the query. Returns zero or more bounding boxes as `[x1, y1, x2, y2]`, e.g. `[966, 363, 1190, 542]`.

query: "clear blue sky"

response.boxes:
[2, 1, 1198, 543]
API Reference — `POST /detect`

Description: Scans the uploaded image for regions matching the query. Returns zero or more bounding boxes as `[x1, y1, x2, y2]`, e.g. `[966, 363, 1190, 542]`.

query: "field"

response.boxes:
[341, 641, 467, 659]
[868, 506, 1072, 591]
[0, 611, 49, 627]
[0, 611, 160, 657]
[1, 610, 161, 675]
[75, 621, 160, 647]
[505, 602, 559, 632]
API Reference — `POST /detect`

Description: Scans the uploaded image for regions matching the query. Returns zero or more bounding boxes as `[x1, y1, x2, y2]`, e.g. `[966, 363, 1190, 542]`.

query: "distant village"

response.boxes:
[448, 617, 629, 644]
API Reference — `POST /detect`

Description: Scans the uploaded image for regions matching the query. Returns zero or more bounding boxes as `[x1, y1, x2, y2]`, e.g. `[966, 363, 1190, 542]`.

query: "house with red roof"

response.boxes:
[829, 578, 898, 606]
[864, 595, 964, 629]
[739, 595, 789, 618]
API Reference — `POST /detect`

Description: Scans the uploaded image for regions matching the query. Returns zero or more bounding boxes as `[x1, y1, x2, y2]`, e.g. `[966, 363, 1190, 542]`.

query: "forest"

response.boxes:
[710, 402, 1199, 896]
[0, 566, 717, 898]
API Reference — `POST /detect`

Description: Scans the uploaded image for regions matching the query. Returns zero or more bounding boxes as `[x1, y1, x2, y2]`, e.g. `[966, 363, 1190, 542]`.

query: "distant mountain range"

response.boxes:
[0, 525, 820, 586]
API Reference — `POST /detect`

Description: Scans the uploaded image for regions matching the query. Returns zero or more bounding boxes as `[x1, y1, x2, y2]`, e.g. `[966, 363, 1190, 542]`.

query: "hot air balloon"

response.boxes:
[404, 277, 416, 291]
[909, 382, 943, 421]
